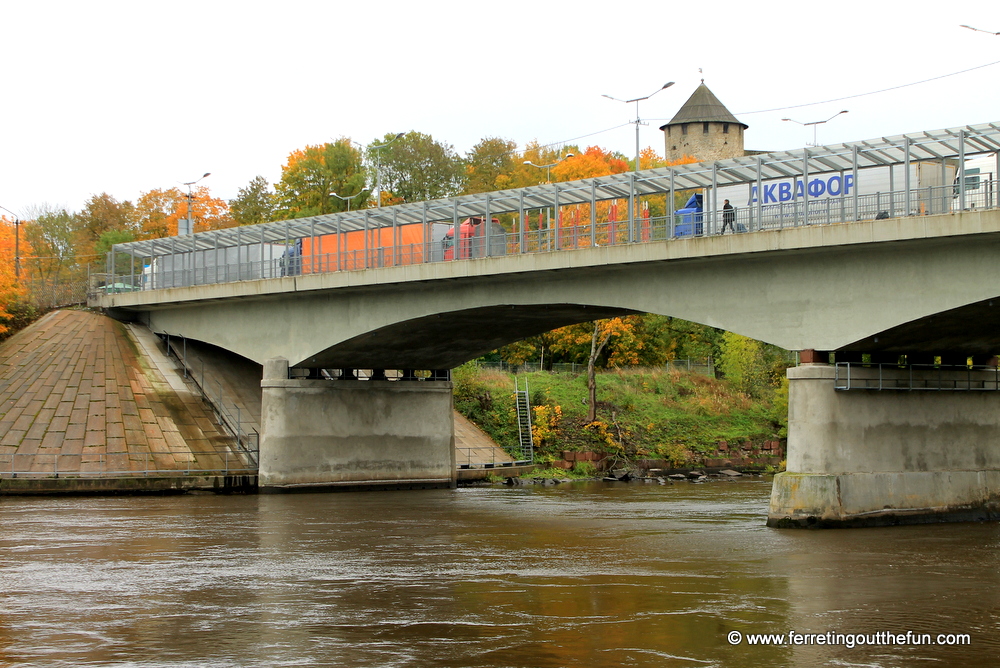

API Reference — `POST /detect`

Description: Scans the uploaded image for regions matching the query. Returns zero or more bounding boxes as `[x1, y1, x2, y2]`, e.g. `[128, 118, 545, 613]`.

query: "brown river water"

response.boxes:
[1, 478, 997, 667]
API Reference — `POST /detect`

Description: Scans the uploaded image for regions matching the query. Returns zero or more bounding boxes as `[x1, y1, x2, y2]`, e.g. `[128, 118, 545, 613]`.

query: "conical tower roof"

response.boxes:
[660, 83, 748, 130]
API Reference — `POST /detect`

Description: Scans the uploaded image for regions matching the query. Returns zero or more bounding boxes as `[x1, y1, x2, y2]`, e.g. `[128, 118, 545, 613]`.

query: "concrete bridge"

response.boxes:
[94, 122, 1000, 526]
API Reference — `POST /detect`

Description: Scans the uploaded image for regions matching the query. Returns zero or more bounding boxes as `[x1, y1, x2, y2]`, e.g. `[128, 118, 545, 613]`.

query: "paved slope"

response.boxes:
[0, 309, 240, 477]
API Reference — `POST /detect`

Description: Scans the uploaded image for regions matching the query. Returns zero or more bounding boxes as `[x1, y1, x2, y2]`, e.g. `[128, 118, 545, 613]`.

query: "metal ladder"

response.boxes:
[514, 377, 535, 463]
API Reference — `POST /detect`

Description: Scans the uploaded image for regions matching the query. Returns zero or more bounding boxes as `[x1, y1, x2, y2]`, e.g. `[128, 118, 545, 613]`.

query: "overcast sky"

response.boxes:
[2, 0, 998, 217]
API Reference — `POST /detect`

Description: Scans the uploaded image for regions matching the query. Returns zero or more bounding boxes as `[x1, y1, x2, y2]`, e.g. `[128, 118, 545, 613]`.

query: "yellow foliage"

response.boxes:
[532, 404, 562, 446]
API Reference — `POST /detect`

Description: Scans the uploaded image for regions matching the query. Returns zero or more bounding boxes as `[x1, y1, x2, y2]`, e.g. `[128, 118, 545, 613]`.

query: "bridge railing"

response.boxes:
[103, 178, 1000, 293]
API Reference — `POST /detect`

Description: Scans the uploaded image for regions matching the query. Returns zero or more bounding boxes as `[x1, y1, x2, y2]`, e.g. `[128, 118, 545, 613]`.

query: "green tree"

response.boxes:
[274, 139, 368, 219]
[75, 193, 137, 258]
[464, 137, 518, 194]
[230, 175, 277, 226]
[718, 331, 790, 397]
[372, 131, 464, 204]
[22, 207, 84, 308]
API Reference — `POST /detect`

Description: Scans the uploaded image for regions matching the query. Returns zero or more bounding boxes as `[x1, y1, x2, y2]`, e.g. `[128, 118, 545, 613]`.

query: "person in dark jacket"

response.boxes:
[721, 199, 735, 234]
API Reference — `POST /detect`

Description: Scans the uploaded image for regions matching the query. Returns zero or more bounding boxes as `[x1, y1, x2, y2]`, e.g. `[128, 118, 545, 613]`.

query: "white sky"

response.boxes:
[2, 0, 999, 217]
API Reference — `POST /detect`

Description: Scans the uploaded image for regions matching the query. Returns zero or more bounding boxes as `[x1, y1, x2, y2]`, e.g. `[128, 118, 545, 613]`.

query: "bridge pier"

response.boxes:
[769, 363, 1000, 528]
[258, 358, 456, 491]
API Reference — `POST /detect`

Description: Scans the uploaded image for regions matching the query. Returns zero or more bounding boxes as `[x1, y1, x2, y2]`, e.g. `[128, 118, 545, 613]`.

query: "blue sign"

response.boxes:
[747, 174, 854, 205]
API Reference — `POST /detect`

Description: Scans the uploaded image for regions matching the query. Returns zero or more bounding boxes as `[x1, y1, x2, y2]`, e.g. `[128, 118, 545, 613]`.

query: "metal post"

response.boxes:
[236, 227, 242, 281]
[336, 217, 342, 271]
[711, 163, 718, 234]
[553, 186, 560, 250]
[904, 137, 911, 217]
[518, 190, 526, 253]
[959, 129, 967, 211]
[422, 204, 430, 263]
[364, 210, 370, 268]
[627, 173, 636, 242]
[590, 181, 597, 245]
[452, 201, 459, 261]
[484, 194, 491, 257]
[852, 145, 860, 221]
[802, 150, 810, 226]
[310, 220, 316, 273]
[756, 156, 763, 231]
[669, 168, 676, 237]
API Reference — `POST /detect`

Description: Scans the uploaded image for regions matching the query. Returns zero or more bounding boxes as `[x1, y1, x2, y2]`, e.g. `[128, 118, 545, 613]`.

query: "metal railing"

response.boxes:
[834, 363, 1000, 391]
[455, 447, 529, 469]
[163, 335, 259, 468]
[0, 451, 257, 479]
[102, 178, 1000, 294]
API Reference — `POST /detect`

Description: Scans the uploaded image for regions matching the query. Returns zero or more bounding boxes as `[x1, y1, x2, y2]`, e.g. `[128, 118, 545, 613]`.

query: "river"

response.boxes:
[1, 478, 997, 667]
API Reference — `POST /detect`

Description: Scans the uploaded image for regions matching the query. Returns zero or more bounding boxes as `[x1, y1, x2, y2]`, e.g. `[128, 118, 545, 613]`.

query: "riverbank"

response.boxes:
[453, 363, 787, 472]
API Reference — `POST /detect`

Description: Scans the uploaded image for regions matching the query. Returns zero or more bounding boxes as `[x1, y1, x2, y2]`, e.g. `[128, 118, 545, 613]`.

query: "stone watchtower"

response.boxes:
[659, 83, 748, 163]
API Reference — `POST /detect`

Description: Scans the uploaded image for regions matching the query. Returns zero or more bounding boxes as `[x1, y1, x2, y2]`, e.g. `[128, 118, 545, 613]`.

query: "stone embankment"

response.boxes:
[0, 309, 252, 494]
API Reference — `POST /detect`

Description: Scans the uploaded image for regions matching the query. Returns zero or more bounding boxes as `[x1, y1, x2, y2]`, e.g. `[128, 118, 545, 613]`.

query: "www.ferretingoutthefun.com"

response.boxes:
[727, 630, 971, 649]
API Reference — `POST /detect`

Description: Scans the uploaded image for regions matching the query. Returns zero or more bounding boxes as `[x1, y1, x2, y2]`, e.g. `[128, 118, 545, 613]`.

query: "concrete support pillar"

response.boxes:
[769, 363, 1000, 527]
[259, 357, 456, 491]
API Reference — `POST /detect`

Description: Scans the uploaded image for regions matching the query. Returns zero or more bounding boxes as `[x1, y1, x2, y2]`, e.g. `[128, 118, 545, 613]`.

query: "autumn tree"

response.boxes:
[21, 207, 85, 308]
[0, 217, 29, 334]
[275, 139, 367, 219]
[464, 137, 518, 194]
[74, 193, 137, 258]
[230, 175, 276, 226]
[372, 131, 464, 204]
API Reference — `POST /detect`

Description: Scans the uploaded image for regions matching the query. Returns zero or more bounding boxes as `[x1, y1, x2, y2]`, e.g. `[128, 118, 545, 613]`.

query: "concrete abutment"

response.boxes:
[259, 358, 456, 491]
[769, 364, 1000, 527]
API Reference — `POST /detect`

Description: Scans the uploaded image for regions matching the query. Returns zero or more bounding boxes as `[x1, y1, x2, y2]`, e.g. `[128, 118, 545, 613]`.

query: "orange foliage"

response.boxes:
[137, 186, 234, 239]
[0, 217, 29, 333]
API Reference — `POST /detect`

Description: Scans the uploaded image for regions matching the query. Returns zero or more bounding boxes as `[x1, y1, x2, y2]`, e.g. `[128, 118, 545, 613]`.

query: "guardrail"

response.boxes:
[455, 446, 530, 470]
[0, 451, 257, 479]
[100, 178, 1000, 295]
[834, 363, 1000, 391]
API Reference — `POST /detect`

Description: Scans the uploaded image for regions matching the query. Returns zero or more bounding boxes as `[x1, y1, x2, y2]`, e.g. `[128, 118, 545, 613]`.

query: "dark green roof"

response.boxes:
[660, 84, 748, 130]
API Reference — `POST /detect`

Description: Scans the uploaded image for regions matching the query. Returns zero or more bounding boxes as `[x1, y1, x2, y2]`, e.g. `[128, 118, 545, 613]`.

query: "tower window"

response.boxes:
[681, 124, 688, 135]
[703, 122, 709, 134]
[723, 123, 729, 134]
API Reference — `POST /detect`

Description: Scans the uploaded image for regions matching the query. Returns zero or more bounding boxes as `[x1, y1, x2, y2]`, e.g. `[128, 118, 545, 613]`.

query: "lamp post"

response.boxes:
[782, 111, 849, 147]
[371, 133, 405, 208]
[180, 172, 211, 235]
[0, 205, 18, 281]
[960, 24, 1000, 35]
[603, 81, 674, 172]
[329, 191, 356, 212]
[523, 153, 575, 183]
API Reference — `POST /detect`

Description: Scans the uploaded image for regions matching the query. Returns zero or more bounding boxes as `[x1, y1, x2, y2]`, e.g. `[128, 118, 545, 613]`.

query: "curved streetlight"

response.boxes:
[0, 205, 19, 281]
[960, 24, 1000, 35]
[180, 172, 211, 235]
[782, 111, 848, 147]
[371, 132, 405, 208]
[603, 81, 674, 172]
[523, 153, 575, 183]
[329, 191, 357, 212]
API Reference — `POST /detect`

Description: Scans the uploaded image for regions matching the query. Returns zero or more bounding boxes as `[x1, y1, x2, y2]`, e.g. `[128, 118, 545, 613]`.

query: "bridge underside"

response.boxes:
[302, 304, 637, 369]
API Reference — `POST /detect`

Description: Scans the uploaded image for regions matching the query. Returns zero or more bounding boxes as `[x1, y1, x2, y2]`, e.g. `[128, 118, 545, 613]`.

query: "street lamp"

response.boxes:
[960, 24, 1000, 35]
[180, 172, 211, 235]
[782, 111, 848, 147]
[0, 205, 19, 281]
[329, 191, 356, 212]
[523, 153, 575, 183]
[603, 81, 675, 172]
[371, 132, 405, 208]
